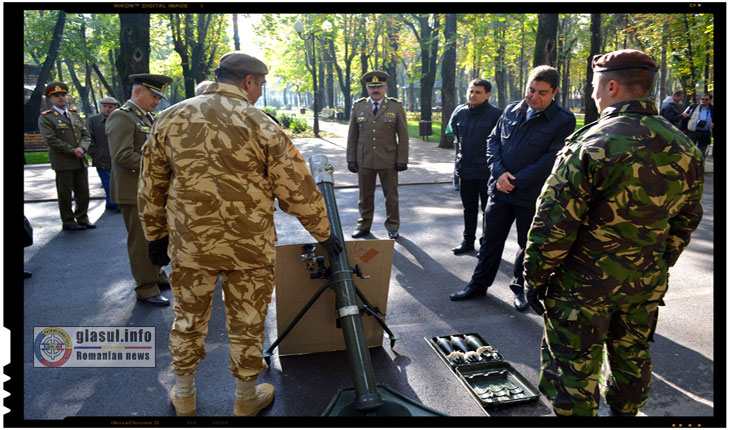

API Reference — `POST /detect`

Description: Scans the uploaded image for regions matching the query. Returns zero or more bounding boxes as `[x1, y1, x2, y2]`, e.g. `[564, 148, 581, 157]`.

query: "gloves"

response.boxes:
[347, 161, 358, 173]
[148, 236, 171, 267]
[319, 234, 344, 257]
[396, 163, 408, 172]
[526, 282, 547, 316]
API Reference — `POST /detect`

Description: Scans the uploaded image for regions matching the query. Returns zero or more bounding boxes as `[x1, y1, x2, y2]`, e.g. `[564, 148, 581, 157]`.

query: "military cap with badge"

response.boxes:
[362, 70, 389, 87]
[129, 73, 173, 98]
[44, 81, 69, 97]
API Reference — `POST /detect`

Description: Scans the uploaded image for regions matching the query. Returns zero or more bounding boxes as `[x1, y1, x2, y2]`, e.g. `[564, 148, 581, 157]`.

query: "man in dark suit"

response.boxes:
[346, 71, 410, 240]
[449, 66, 576, 311]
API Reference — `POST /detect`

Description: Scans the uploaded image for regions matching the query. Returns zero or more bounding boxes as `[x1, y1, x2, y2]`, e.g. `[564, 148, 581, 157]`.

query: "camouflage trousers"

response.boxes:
[539, 296, 661, 416]
[168, 265, 275, 381]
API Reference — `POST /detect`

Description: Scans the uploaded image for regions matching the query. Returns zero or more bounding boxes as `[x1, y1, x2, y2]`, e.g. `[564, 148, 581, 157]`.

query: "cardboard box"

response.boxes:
[274, 239, 394, 355]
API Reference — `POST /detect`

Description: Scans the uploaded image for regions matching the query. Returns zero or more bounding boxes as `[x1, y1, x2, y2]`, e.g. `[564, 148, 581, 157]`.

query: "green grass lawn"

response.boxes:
[406, 117, 585, 142]
[24, 152, 50, 164]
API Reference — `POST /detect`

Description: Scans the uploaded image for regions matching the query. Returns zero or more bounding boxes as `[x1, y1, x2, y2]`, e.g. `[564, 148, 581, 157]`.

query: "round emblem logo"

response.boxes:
[34, 327, 73, 367]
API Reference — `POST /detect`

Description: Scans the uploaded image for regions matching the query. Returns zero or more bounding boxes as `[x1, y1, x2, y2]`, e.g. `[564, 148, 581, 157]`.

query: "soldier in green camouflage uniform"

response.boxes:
[523, 50, 705, 417]
[138, 51, 342, 417]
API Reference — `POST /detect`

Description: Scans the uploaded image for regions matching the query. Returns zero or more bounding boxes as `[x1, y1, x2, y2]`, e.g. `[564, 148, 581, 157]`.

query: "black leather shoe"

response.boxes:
[352, 229, 370, 238]
[62, 224, 86, 231]
[513, 291, 528, 311]
[452, 242, 474, 255]
[24, 271, 32, 278]
[449, 286, 487, 301]
[388, 231, 399, 239]
[79, 222, 96, 229]
[139, 294, 170, 306]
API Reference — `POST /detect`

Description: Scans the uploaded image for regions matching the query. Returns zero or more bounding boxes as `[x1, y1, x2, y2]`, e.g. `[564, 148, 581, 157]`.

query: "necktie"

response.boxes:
[373, 102, 378, 116]
[64, 111, 69, 119]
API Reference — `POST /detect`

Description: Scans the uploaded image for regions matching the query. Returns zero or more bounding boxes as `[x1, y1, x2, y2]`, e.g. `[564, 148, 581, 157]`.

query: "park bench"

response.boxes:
[24, 133, 47, 152]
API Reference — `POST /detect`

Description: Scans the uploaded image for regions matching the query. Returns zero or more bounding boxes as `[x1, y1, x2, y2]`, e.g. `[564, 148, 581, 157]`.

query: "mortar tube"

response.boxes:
[309, 154, 383, 413]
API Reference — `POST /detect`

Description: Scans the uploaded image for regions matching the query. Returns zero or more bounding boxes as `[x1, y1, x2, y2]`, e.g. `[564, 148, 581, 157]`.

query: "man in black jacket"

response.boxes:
[660, 90, 684, 127]
[449, 66, 576, 311]
[449, 79, 502, 255]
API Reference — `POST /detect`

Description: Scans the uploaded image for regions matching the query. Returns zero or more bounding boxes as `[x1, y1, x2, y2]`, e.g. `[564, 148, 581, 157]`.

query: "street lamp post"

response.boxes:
[294, 20, 320, 137]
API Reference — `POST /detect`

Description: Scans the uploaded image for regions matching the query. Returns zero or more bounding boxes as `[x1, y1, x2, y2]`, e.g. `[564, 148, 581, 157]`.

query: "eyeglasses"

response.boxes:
[700, 98, 710, 101]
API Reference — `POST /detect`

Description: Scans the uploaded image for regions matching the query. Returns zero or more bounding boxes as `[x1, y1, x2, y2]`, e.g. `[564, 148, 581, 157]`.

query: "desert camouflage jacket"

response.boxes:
[524, 98, 704, 305]
[138, 83, 331, 270]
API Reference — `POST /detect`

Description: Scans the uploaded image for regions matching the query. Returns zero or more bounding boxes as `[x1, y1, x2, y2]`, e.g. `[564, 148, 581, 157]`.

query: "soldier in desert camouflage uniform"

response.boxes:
[138, 51, 342, 417]
[523, 49, 705, 416]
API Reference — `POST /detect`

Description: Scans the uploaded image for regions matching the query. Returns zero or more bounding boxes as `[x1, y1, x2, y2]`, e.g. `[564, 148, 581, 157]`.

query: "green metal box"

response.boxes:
[425, 333, 540, 409]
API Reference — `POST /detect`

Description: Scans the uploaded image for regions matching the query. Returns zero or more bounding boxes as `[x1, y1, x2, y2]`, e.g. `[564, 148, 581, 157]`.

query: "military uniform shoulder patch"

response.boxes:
[354, 97, 368, 104]
[387, 97, 402, 104]
[119, 105, 133, 112]
[68, 109, 78, 113]
[41, 110, 53, 115]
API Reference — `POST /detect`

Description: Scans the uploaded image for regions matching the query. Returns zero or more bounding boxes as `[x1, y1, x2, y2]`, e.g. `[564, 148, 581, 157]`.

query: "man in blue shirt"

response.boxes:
[449, 66, 576, 311]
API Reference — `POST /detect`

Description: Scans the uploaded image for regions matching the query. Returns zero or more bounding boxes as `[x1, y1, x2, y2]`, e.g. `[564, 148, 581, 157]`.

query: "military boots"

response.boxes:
[233, 378, 275, 416]
[170, 373, 196, 416]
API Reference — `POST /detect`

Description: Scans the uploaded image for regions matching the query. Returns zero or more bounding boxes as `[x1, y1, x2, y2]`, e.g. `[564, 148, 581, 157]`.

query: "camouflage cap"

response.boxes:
[100, 96, 119, 105]
[592, 49, 657, 73]
[44, 81, 69, 97]
[362, 70, 389, 87]
[218, 51, 269, 77]
[129, 73, 173, 98]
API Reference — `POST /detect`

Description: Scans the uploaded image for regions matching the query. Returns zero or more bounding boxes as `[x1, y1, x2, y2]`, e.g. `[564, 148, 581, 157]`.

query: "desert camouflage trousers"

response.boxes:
[168, 265, 275, 381]
[539, 295, 661, 416]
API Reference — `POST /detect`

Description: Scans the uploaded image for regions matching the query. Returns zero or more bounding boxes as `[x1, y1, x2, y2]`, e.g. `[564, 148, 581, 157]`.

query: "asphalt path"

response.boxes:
[14, 119, 717, 426]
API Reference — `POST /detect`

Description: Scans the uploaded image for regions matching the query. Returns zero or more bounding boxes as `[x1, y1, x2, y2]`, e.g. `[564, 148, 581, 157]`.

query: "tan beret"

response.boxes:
[100, 96, 119, 105]
[592, 49, 657, 73]
[44, 82, 69, 97]
[218, 51, 269, 76]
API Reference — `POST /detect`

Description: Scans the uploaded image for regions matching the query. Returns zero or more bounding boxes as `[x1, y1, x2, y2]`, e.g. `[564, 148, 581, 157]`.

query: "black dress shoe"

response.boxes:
[513, 291, 528, 311]
[62, 224, 86, 231]
[24, 271, 32, 278]
[388, 230, 399, 239]
[352, 229, 370, 238]
[79, 222, 96, 229]
[158, 282, 171, 290]
[452, 242, 474, 255]
[449, 286, 487, 301]
[139, 294, 170, 306]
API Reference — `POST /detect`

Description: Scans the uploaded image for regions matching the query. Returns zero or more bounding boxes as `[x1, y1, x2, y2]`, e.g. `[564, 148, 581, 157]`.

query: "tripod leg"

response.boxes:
[264, 280, 332, 364]
[354, 286, 400, 348]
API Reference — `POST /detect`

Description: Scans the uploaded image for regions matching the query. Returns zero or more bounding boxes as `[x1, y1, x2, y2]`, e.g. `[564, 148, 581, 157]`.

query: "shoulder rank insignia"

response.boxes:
[41, 110, 52, 115]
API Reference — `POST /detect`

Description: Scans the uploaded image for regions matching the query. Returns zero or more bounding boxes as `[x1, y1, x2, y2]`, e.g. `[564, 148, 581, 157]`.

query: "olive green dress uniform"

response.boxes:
[346, 95, 409, 232]
[106, 100, 169, 299]
[38, 104, 92, 228]
[138, 82, 332, 381]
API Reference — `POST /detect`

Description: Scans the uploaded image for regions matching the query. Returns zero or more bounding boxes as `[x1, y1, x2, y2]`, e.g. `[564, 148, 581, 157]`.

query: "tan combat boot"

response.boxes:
[233, 378, 275, 416]
[170, 373, 196, 416]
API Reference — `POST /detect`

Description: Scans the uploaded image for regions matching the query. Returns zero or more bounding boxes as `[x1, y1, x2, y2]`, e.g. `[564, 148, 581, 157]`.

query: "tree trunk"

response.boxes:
[116, 13, 150, 100]
[232, 14, 240, 51]
[659, 21, 668, 102]
[109, 49, 123, 100]
[416, 14, 440, 123]
[533, 14, 558, 68]
[683, 15, 697, 101]
[584, 13, 601, 124]
[92, 63, 120, 102]
[24, 10, 66, 132]
[88, 64, 98, 114]
[56, 59, 64, 82]
[408, 82, 415, 112]
[494, 26, 507, 109]
[385, 18, 400, 100]
[439, 13, 456, 149]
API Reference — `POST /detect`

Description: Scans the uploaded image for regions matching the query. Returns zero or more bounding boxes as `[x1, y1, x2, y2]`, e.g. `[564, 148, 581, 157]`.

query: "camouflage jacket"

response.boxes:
[38, 108, 90, 171]
[524, 98, 704, 305]
[138, 83, 331, 270]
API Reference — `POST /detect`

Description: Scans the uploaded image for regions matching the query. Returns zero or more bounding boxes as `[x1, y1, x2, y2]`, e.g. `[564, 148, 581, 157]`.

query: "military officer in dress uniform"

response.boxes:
[38, 82, 95, 231]
[106, 74, 173, 306]
[347, 70, 409, 239]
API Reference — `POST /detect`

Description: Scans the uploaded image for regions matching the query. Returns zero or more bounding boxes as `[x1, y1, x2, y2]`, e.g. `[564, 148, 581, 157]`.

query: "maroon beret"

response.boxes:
[592, 49, 657, 72]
